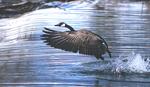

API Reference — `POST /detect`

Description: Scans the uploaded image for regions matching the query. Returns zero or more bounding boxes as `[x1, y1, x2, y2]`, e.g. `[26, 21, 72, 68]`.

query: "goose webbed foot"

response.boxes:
[100, 56, 104, 60]
[96, 56, 104, 60]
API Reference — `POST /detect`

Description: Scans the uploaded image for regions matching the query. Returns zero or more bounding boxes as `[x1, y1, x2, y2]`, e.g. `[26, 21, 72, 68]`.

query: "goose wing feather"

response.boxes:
[41, 28, 109, 60]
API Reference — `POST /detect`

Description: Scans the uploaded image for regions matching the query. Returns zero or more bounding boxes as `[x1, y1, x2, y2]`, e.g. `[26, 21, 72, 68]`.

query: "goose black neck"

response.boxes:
[65, 24, 75, 31]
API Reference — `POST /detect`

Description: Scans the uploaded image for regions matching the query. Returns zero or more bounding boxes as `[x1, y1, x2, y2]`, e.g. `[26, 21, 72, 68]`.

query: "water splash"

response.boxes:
[81, 52, 150, 74]
[112, 52, 149, 73]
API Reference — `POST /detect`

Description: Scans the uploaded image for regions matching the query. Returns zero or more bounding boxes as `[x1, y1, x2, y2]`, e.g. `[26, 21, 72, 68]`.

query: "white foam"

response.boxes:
[81, 51, 149, 74]
[112, 52, 149, 73]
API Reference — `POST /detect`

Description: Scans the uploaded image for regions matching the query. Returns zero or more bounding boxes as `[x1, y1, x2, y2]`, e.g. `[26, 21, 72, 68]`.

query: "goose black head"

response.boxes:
[55, 22, 66, 27]
[54, 22, 75, 31]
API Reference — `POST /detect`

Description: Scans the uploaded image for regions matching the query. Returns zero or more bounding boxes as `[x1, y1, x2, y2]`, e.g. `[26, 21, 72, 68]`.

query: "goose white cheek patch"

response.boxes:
[61, 24, 66, 27]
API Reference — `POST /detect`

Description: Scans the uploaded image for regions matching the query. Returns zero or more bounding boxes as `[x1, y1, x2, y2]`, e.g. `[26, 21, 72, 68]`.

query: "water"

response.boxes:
[0, 0, 150, 86]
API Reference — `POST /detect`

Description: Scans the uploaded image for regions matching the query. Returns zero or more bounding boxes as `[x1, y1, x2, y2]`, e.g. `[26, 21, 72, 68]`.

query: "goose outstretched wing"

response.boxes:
[41, 27, 111, 60]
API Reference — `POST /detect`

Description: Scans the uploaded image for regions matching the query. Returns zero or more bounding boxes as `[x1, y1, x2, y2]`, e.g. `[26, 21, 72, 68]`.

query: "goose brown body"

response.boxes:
[41, 22, 111, 60]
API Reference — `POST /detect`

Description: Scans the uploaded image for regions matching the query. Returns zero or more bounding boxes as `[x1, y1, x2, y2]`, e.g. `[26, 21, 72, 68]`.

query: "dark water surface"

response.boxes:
[0, 0, 150, 87]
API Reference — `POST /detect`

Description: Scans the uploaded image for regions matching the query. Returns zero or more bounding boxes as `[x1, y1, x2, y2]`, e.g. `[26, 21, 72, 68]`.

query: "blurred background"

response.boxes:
[0, 0, 150, 87]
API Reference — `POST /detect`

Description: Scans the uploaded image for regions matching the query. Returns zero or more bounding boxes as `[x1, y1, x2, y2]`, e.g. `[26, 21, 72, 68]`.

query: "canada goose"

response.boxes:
[41, 22, 111, 60]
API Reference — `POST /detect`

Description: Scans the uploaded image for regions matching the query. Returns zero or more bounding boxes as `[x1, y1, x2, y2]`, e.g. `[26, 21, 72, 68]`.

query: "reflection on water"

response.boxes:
[0, 0, 149, 86]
